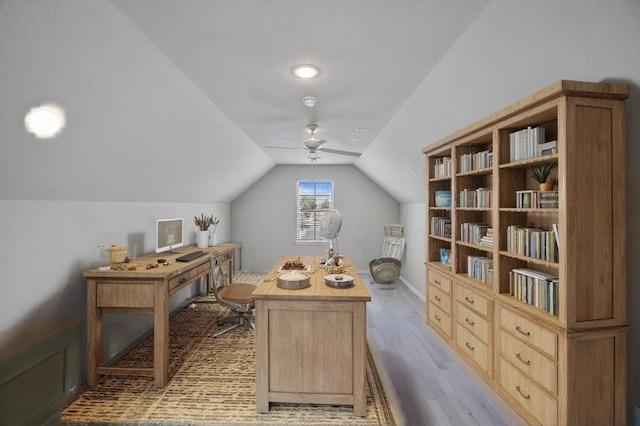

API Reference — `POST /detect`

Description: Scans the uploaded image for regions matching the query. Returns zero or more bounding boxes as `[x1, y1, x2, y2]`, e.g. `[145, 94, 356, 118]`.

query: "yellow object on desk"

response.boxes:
[106, 245, 128, 264]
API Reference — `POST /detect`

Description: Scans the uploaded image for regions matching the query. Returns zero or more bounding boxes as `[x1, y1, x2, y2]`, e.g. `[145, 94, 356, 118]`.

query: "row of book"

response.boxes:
[459, 187, 492, 208]
[431, 217, 451, 238]
[510, 268, 559, 316]
[506, 225, 558, 262]
[460, 222, 489, 245]
[467, 255, 493, 286]
[433, 156, 452, 178]
[515, 190, 558, 209]
[509, 126, 546, 162]
[459, 150, 493, 173]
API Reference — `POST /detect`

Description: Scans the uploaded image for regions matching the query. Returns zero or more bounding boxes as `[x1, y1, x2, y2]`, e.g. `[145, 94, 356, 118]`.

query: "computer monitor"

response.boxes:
[156, 218, 184, 253]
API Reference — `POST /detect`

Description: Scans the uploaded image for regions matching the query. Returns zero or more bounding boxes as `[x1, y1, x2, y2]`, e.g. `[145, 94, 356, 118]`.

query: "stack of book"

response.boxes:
[467, 255, 493, 286]
[506, 225, 558, 262]
[459, 149, 493, 172]
[479, 228, 494, 248]
[459, 222, 489, 245]
[537, 140, 557, 156]
[433, 156, 452, 178]
[509, 126, 546, 161]
[538, 191, 559, 208]
[431, 217, 452, 238]
[510, 268, 559, 315]
[458, 187, 492, 208]
[515, 190, 559, 209]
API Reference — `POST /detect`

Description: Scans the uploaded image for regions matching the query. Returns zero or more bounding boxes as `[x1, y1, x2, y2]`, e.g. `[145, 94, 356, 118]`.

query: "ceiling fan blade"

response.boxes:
[265, 145, 307, 150]
[318, 147, 362, 157]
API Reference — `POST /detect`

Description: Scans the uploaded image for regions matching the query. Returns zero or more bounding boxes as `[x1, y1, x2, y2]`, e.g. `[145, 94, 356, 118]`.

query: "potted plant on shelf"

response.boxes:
[530, 163, 557, 191]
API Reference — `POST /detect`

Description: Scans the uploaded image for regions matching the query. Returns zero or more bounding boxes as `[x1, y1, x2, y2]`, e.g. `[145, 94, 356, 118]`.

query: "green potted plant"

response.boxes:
[530, 163, 557, 191]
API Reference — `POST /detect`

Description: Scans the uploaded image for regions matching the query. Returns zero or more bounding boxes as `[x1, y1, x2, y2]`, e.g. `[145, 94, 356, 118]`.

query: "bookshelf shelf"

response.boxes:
[423, 80, 628, 426]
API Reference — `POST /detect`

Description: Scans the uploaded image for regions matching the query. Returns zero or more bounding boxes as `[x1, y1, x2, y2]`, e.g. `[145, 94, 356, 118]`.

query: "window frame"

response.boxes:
[295, 179, 334, 243]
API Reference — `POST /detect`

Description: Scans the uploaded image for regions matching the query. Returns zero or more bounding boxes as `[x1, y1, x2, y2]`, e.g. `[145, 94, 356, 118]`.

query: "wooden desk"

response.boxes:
[83, 244, 235, 387]
[253, 255, 371, 416]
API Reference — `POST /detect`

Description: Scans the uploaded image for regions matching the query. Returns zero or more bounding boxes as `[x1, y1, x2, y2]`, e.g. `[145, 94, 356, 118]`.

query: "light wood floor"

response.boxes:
[364, 276, 527, 426]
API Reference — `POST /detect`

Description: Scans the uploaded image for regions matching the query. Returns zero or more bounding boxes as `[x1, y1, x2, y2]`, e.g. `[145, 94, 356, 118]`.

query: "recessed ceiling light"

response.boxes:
[302, 96, 317, 107]
[292, 64, 320, 79]
[25, 103, 66, 138]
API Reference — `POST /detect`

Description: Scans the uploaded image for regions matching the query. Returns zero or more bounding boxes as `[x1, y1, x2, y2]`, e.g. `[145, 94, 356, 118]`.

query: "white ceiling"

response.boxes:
[0, 1, 488, 203]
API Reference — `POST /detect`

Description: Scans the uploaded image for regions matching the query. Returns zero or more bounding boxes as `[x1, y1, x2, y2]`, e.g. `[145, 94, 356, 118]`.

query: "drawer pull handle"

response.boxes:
[515, 385, 530, 400]
[516, 353, 531, 365]
[465, 342, 475, 351]
[465, 318, 475, 326]
[435, 279, 441, 286]
[515, 326, 530, 336]
[179, 277, 187, 284]
[465, 296, 474, 304]
[435, 295, 441, 301]
[434, 314, 441, 322]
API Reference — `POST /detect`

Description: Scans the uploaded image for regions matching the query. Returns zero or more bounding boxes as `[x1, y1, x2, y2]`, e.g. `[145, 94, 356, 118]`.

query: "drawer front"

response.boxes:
[455, 323, 489, 373]
[455, 285, 490, 317]
[428, 302, 452, 338]
[499, 308, 557, 359]
[428, 285, 451, 314]
[168, 268, 199, 291]
[428, 268, 452, 294]
[499, 357, 558, 426]
[456, 302, 490, 344]
[499, 330, 557, 396]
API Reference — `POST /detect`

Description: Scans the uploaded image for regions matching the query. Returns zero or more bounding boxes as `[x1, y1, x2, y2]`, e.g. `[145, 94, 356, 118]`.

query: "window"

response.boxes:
[296, 180, 334, 242]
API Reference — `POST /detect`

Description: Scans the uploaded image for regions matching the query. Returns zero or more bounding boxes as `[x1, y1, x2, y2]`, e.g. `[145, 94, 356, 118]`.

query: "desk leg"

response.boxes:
[154, 280, 169, 387]
[353, 302, 367, 417]
[255, 301, 269, 413]
[86, 279, 100, 386]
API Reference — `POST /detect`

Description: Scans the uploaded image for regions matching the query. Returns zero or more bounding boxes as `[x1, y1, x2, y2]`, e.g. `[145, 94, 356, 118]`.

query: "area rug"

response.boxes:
[60, 274, 396, 425]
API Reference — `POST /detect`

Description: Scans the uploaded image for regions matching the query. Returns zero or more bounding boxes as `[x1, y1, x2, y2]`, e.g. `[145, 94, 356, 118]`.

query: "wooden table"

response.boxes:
[253, 255, 371, 416]
[83, 244, 235, 387]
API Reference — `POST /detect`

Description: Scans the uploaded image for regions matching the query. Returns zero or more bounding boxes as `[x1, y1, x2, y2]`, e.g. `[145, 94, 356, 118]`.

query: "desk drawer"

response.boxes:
[499, 307, 557, 360]
[428, 268, 452, 294]
[499, 330, 557, 396]
[428, 286, 451, 314]
[499, 357, 557, 426]
[455, 323, 489, 373]
[455, 285, 490, 317]
[168, 264, 207, 292]
[428, 302, 451, 339]
[456, 302, 490, 345]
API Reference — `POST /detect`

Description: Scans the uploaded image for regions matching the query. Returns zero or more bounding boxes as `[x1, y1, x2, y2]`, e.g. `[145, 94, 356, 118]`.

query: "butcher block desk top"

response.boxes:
[252, 255, 371, 302]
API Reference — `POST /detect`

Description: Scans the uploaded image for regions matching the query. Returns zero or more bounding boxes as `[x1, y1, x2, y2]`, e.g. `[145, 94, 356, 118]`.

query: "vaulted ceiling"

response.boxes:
[0, 0, 490, 203]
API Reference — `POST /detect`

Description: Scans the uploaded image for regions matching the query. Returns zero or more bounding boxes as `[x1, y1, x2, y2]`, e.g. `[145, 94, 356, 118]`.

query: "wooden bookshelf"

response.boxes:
[423, 80, 628, 425]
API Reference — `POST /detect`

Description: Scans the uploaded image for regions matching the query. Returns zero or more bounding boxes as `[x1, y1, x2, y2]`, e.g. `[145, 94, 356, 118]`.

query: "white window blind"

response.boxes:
[296, 180, 334, 241]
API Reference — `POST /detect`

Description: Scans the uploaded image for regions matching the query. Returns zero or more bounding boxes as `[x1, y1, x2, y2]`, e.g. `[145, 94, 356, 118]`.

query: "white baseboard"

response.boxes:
[399, 276, 426, 303]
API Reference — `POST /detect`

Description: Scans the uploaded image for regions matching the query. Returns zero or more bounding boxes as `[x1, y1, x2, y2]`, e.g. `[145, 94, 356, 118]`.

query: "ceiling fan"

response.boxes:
[266, 124, 361, 162]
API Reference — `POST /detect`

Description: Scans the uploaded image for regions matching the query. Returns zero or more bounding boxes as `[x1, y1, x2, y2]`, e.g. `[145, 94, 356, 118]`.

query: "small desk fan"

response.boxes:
[321, 209, 342, 255]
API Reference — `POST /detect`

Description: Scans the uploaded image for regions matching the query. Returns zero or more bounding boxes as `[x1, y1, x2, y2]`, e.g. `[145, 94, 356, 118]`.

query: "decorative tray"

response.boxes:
[277, 272, 311, 290]
[324, 274, 354, 288]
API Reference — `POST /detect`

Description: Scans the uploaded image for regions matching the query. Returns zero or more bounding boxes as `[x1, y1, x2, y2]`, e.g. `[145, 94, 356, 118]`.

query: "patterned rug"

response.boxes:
[60, 274, 395, 425]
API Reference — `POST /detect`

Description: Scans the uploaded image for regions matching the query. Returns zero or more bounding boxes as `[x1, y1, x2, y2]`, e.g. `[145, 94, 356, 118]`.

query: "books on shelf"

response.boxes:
[552, 223, 560, 249]
[510, 268, 559, 316]
[537, 140, 557, 156]
[516, 190, 558, 209]
[506, 225, 558, 262]
[479, 228, 494, 248]
[459, 187, 492, 208]
[431, 217, 452, 238]
[467, 255, 493, 286]
[434, 156, 452, 178]
[509, 126, 546, 162]
[459, 149, 493, 172]
[460, 222, 489, 245]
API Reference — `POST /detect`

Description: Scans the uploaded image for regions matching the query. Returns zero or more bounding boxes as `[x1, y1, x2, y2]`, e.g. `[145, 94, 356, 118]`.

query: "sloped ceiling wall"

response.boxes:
[0, 1, 273, 203]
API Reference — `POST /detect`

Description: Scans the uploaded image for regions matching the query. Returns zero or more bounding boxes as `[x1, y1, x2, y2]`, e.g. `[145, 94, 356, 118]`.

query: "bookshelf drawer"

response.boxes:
[499, 330, 557, 396]
[428, 302, 451, 339]
[428, 286, 451, 314]
[499, 307, 557, 360]
[456, 323, 489, 373]
[428, 268, 452, 294]
[455, 285, 490, 317]
[499, 357, 557, 426]
[456, 302, 490, 344]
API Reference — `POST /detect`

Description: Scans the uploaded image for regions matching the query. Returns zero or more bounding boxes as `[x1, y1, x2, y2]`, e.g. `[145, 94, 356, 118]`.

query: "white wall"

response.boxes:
[231, 165, 400, 273]
[0, 199, 230, 362]
[399, 203, 427, 299]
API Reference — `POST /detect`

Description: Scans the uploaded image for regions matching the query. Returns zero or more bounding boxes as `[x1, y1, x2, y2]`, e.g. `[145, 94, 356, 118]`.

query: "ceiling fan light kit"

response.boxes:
[302, 96, 317, 107]
[266, 123, 362, 162]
